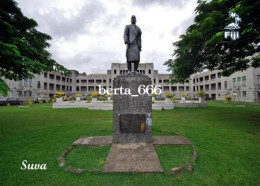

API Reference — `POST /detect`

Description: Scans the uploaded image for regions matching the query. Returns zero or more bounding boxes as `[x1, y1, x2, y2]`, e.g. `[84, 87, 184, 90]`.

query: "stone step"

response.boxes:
[103, 143, 163, 173]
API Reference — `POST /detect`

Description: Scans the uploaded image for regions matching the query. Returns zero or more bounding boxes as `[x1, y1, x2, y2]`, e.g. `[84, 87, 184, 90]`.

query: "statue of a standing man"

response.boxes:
[124, 15, 142, 75]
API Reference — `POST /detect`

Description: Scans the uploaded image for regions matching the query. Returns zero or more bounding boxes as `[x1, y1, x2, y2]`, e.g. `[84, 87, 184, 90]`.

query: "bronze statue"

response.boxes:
[124, 15, 142, 75]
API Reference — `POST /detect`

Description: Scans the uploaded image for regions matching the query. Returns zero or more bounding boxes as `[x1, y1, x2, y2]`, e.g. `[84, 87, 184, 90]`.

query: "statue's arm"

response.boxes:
[124, 26, 129, 44]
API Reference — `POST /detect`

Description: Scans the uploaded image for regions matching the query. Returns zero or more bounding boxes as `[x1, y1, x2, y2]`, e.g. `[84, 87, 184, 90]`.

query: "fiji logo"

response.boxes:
[224, 12, 242, 40]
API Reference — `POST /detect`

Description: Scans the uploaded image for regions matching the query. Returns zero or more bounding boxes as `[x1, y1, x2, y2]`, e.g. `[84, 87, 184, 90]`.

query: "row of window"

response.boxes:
[114, 69, 152, 75]
[18, 90, 32, 97]
[76, 86, 110, 92]
[42, 82, 72, 91]
[233, 76, 246, 87]
[18, 79, 32, 87]
[193, 72, 222, 83]
[193, 82, 227, 91]
[76, 79, 108, 84]
[161, 86, 190, 92]
[44, 73, 72, 83]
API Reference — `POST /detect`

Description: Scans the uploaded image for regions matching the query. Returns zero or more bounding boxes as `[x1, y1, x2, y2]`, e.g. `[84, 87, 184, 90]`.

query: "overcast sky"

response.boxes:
[17, 0, 197, 74]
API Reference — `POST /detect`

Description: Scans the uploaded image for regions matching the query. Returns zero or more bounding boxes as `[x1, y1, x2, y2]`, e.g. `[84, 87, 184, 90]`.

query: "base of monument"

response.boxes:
[59, 135, 197, 174]
[103, 143, 163, 173]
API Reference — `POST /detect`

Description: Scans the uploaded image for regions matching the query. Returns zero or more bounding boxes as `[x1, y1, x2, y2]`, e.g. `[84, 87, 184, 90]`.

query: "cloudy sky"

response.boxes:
[17, 0, 197, 74]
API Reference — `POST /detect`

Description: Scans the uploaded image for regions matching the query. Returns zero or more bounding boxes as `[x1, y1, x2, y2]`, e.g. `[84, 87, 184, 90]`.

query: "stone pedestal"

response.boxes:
[113, 75, 152, 143]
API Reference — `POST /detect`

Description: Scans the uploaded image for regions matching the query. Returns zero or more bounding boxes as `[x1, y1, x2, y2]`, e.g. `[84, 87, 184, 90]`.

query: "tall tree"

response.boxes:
[165, 0, 260, 83]
[0, 0, 70, 96]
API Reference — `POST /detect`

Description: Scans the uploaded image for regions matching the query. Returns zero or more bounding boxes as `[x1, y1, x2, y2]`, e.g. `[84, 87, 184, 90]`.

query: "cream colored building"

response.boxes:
[1, 63, 260, 102]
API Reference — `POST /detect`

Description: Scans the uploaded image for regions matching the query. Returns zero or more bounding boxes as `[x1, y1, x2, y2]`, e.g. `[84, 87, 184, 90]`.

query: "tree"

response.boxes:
[165, 0, 260, 83]
[0, 0, 70, 96]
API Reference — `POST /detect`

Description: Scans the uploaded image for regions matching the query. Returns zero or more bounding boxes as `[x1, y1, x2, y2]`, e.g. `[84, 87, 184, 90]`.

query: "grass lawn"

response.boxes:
[0, 103, 260, 185]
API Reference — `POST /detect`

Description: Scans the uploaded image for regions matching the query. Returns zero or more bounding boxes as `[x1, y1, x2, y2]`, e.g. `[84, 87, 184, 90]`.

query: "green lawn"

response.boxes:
[0, 104, 260, 185]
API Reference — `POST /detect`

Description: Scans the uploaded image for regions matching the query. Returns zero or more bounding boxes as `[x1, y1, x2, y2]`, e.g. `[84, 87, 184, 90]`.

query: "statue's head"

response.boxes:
[131, 15, 136, 24]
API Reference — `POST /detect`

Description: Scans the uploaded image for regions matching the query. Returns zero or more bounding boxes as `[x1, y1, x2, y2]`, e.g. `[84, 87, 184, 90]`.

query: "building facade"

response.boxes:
[1, 63, 260, 102]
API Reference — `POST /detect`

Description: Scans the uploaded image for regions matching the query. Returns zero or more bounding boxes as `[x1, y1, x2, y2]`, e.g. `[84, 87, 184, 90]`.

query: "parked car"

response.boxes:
[191, 96, 199, 100]
[33, 97, 51, 103]
[0, 98, 23, 106]
[155, 95, 165, 100]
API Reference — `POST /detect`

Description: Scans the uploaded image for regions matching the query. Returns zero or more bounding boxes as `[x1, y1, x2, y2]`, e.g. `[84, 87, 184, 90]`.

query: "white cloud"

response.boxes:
[17, 0, 197, 74]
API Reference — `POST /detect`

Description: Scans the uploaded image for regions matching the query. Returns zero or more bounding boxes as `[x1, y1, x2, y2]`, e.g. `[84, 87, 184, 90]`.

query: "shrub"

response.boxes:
[38, 100, 43, 104]
[56, 91, 65, 98]
[151, 93, 158, 97]
[75, 93, 81, 97]
[106, 94, 111, 98]
[97, 97, 106, 101]
[225, 95, 232, 102]
[197, 91, 205, 97]
[26, 99, 33, 105]
[91, 91, 99, 98]
[180, 93, 187, 97]
[164, 92, 173, 98]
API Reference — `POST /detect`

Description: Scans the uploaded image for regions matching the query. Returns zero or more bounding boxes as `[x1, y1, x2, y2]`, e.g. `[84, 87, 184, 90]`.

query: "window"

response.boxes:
[28, 79, 32, 87]
[148, 69, 151, 74]
[77, 80, 79, 83]
[163, 79, 169, 83]
[211, 74, 216, 80]
[49, 74, 54, 79]
[24, 79, 28, 87]
[114, 70, 117, 74]
[218, 82, 221, 89]
[233, 78, 236, 87]
[44, 73, 47, 78]
[37, 81, 41, 89]
[18, 80, 23, 86]
[257, 75, 260, 85]
[44, 82, 47, 90]
[242, 76, 246, 86]
[224, 81, 227, 89]
[24, 91, 27, 96]
[18, 91, 22, 96]
[237, 77, 241, 86]
[179, 86, 184, 91]
[242, 91, 247, 97]
[56, 84, 60, 91]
